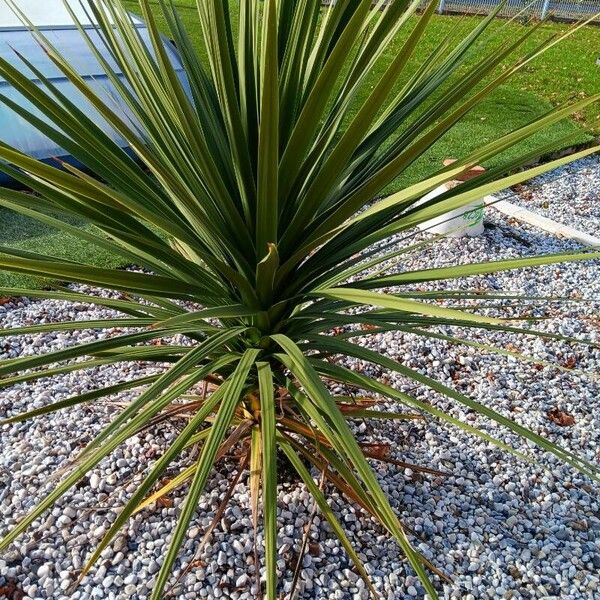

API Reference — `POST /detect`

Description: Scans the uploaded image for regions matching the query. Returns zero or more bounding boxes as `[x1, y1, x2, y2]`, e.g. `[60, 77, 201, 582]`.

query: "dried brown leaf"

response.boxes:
[0, 579, 24, 600]
[360, 442, 392, 460]
[547, 407, 576, 427]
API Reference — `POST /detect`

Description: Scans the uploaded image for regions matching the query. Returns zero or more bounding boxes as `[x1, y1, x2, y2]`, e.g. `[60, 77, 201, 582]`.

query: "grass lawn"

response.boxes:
[1, 2, 598, 288]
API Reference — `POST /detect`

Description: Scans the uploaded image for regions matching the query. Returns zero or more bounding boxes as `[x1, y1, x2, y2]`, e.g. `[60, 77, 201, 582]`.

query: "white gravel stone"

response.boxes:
[500, 154, 600, 238]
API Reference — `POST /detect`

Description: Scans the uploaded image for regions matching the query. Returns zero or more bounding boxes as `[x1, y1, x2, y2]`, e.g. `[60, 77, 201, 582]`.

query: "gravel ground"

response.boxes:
[1, 160, 599, 600]
[500, 154, 600, 239]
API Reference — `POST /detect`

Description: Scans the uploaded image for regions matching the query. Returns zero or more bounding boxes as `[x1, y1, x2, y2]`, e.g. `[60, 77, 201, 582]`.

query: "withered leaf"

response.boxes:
[547, 407, 576, 427]
[157, 496, 174, 508]
[361, 442, 392, 460]
[0, 579, 24, 600]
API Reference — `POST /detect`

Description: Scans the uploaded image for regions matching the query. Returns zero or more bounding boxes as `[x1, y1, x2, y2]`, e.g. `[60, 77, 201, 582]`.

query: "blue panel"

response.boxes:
[0, 19, 188, 186]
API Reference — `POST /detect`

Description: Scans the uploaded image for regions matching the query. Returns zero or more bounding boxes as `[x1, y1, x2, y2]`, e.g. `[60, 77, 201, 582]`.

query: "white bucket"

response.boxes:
[416, 184, 486, 237]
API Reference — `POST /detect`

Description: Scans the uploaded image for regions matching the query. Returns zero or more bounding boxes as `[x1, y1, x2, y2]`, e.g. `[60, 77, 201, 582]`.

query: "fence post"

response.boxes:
[437, 0, 445, 14]
[540, 0, 551, 20]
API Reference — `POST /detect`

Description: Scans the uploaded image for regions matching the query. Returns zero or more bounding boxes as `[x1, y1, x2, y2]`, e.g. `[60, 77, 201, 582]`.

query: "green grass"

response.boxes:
[1, 3, 598, 289]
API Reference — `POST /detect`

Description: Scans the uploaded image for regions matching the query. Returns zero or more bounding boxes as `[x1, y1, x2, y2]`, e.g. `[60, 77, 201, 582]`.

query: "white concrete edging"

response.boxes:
[485, 196, 600, 248]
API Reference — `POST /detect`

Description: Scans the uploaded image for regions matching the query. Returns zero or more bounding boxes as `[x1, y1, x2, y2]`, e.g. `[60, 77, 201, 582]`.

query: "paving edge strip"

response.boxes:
[485, 195, 600, 247]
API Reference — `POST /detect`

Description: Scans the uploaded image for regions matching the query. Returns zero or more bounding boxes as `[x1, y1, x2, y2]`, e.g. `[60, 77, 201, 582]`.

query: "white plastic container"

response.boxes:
[416, 183, 487, 238]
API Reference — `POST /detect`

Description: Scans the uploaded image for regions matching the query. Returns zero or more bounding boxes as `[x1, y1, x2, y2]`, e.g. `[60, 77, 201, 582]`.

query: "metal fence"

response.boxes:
[434, 0, 600, 21]
[323, 0, 600, 23]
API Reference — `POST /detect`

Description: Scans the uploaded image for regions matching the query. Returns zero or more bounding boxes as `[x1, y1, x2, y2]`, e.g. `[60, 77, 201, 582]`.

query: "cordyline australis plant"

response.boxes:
[0, 0, 598, 597]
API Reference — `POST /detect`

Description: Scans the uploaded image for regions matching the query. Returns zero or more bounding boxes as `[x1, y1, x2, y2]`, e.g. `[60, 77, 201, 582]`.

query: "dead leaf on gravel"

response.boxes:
[361, 442, 392, 460]
[571, 520, 588, 531]
[0, 579, 24, 600]
[308, 542, 321, 557]
[191, 558, 207, 569]
[547, 407, 576, 427]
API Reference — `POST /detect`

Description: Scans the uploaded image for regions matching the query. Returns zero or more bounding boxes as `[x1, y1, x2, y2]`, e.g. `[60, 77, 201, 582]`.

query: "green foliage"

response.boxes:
[3, 6, 597, 287]
[0, 1, 598, 598]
